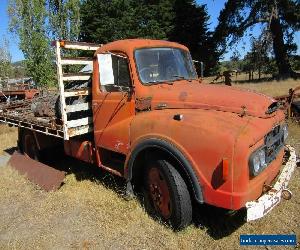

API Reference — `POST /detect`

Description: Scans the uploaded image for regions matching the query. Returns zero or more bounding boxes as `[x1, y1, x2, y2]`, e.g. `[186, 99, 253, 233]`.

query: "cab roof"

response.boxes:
[96, 39, 189, 56]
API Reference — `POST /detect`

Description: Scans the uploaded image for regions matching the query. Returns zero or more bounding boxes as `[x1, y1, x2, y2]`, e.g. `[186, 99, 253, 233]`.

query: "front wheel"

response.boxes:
[143, 159, 192, 230]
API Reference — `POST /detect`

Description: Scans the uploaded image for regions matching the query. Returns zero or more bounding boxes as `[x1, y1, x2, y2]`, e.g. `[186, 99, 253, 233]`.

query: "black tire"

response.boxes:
[19, 128, 40, 161]
[143, 159, 192, 230]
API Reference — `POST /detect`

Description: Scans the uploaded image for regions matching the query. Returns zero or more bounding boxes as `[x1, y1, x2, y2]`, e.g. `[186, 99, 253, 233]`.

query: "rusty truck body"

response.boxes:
[0, 39, 297, 230]
[0, 78, 39, 102]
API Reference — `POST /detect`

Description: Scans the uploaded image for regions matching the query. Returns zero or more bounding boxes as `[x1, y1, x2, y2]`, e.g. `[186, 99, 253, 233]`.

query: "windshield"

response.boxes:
[135, 47, 197, 84]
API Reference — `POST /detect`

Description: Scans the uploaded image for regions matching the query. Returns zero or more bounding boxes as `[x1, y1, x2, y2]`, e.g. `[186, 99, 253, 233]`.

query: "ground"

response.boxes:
[0, 79, 299, 249]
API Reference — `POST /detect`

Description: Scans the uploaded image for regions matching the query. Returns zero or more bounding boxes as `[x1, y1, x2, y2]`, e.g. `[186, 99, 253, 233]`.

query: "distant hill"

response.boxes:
[12, 60, 25, 67]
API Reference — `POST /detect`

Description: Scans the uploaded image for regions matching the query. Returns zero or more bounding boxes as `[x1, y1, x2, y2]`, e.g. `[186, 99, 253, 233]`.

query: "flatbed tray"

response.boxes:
[0, 98, 64, 138]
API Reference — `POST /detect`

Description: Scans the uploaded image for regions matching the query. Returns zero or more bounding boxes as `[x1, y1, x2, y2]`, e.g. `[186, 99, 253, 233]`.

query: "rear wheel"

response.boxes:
[143, 159, 192, 230]
[19, 129, 40, 160]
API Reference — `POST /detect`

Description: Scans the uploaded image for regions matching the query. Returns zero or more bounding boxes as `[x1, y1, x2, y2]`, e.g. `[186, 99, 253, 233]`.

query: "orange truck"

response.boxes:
[0, 39, 297, 230]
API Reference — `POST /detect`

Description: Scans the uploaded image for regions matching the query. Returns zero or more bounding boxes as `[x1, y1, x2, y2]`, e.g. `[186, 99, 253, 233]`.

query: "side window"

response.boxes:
[98, 53, 131, 92]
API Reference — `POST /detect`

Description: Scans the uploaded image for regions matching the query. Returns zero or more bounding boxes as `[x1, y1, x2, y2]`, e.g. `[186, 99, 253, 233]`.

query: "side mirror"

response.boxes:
[193, 60, 204, 78]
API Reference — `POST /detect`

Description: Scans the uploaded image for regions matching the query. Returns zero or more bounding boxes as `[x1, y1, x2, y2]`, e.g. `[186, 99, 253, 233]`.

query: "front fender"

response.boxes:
[127, 109, 250, 208]
[125, 137, 204, 203]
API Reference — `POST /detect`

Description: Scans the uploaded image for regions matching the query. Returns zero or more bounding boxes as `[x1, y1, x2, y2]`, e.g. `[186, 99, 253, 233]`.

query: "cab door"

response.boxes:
[92, 53, 135, 158]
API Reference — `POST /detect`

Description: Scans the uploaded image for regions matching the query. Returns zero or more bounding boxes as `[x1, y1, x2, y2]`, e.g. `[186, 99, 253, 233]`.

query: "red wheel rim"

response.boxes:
[24, 134, 36, 159]
[148, 167, 172, 219]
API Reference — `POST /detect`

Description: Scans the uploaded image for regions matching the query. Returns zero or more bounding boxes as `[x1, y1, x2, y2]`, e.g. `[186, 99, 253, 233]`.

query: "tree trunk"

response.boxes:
[270, 16, 294, 78]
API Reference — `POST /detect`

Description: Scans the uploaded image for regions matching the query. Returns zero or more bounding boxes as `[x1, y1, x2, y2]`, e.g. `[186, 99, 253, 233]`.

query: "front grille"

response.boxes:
[264, 125, 284, 164]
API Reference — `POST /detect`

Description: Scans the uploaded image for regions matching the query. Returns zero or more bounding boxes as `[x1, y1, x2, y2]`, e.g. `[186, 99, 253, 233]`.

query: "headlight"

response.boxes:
[282, 123, 288, 141]
[249, 147, 267, 176]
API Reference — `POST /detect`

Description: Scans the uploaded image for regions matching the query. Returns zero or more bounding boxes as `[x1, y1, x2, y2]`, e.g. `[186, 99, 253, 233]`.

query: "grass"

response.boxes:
[204, 75, 300, 96]
[0, 125, 17, 154]
[233, 78, 300, 97]
[0, 79, 299, 249]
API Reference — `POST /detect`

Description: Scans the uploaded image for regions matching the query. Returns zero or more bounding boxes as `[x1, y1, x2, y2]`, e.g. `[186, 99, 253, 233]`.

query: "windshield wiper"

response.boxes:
[172, 75, 186, 80]
[147, 80, 173, 85]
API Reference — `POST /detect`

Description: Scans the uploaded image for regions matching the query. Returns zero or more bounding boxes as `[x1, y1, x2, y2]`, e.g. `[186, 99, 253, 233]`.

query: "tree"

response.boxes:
[169, 1, 219, 75]
[48, 0, 81, 41]
[8, 0, 82, 86]
[0, 38, 13, 79]
[214, 0, 300, 78]
[248, 38, 270, 79]
[80, 0, 218, 75]
[80, 0, 174, 43]
[8, 0, 55, 86]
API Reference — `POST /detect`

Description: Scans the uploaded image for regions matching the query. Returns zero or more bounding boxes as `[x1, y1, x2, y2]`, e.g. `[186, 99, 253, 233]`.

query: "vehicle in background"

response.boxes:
[0, 77, 39, 102]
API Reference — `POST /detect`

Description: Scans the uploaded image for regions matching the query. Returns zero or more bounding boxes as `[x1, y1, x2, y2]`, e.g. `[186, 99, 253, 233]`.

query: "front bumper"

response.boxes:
[246, 145, 297, 222]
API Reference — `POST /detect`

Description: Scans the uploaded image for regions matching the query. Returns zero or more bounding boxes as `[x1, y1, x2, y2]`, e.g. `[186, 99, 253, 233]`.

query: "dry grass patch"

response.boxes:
[0, 160, 299, 249]
[203, 77, 300, 97]
[235, 78, 300, 97]
[0, 124, 17, 154]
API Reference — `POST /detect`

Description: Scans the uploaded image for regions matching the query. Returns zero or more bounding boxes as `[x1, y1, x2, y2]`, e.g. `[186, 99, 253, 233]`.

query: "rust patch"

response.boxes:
[136, 96, 152, 111]
[8, 151, 65, 191]
[178, 91, 188, 101]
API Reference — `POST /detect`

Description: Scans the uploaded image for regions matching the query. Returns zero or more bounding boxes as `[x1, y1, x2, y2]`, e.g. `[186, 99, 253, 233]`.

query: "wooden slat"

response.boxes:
[61, 57, 93, 65]
[67, 116, 93, 128]
[66, 102, 91, 113]
[64, 88, 91, 97]
[62, 41, 101, 51]
[55, 41, 69, 140]
[62, 73, 91, 81]
[68, 125, 93, 137]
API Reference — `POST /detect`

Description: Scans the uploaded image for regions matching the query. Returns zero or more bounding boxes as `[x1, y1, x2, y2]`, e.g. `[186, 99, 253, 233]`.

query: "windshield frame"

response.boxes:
[134, 47, 198, 86]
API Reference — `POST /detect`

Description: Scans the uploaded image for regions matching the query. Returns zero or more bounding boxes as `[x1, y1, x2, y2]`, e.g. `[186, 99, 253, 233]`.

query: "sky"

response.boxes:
[0, 0, 22, 62]
[0, 0, 299, 62]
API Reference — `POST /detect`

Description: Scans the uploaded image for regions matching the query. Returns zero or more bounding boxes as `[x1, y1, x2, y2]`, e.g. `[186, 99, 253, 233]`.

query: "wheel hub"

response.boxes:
[148, 167, 171, 219]
[150, 184, 162, 205]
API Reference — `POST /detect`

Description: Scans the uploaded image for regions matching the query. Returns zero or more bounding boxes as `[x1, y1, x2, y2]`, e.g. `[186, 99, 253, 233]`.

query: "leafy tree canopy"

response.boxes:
[8, 0, 81, 86]
[214, 0, 300, 78]
[0, 38, 13, 79]
[80, 0, 219, 75]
